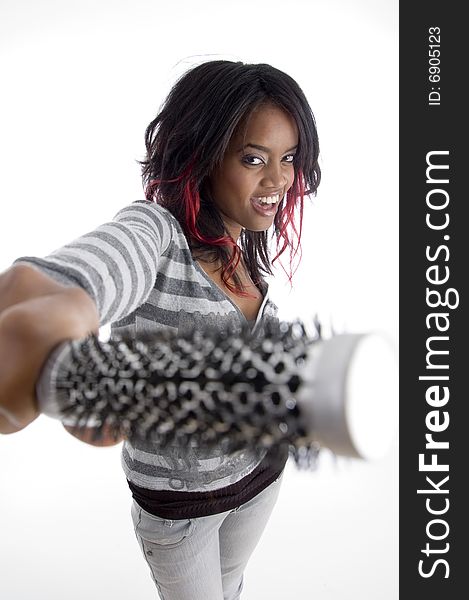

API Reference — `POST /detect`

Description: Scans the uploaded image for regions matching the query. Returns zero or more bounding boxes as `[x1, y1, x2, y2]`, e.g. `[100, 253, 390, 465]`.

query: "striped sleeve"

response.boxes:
[14, 201, 174, 325]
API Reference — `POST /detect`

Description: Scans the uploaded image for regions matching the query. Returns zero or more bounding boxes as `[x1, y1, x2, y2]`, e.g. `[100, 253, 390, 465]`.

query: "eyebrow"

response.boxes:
[237, 143, 298, 153]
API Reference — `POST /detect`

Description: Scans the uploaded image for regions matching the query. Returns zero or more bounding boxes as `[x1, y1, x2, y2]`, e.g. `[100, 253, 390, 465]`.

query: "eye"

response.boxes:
[242, 155, 265, 166]
[283, 154, 296, 163]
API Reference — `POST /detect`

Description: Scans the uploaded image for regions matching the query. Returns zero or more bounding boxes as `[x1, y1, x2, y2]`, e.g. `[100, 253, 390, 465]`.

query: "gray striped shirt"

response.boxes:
[17, 200, 279, 492]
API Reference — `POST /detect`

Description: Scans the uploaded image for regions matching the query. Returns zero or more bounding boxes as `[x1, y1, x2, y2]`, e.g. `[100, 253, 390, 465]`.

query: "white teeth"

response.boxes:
[257, 194, 279, 205]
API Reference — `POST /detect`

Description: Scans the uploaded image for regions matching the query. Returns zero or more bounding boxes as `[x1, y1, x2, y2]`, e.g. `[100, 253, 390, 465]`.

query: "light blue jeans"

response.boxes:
[131, 474, 283, 600]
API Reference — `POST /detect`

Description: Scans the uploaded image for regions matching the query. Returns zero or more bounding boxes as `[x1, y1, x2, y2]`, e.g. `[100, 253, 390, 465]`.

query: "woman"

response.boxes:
[0, 60, 320, 599]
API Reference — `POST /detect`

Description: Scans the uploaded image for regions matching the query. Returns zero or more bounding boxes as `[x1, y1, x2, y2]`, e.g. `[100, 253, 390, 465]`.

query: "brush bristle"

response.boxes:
[55, 320, 322, 465]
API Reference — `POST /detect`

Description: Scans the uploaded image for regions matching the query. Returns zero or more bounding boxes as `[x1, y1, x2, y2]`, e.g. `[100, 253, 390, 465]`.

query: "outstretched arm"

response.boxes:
[0, 263, 99, 434]
[0, 201, 174, 444]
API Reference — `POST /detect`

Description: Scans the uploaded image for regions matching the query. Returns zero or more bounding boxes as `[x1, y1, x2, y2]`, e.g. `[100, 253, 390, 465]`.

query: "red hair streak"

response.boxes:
[272, 170, 305, 284]
[182, 177, 244, 294]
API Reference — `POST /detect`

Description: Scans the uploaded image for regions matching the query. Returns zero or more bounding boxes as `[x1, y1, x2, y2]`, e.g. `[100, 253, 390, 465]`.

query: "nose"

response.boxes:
[261, 162, 288, 190]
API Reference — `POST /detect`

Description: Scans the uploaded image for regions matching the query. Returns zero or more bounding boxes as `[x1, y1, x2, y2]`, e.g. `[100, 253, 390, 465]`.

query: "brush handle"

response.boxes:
[37, 323, 397, 461]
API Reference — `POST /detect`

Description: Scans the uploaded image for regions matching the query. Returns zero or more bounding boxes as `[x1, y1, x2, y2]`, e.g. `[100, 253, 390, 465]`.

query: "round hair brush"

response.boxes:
[38, 321, 398, 463]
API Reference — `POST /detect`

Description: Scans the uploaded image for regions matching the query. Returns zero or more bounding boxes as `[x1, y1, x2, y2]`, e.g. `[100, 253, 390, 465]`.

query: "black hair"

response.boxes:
[141, 60, 320, 293]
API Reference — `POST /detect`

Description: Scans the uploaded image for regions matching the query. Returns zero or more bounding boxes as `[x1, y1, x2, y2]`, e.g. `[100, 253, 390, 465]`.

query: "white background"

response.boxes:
[0, 1, 398, 599]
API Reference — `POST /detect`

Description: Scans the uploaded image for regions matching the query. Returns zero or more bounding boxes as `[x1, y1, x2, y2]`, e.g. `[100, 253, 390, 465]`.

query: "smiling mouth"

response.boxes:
[250, 194, 281, 216]
[251, 193, 281, 206]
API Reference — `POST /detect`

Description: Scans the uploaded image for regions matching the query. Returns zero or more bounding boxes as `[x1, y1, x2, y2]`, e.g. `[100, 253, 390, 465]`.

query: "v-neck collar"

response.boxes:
[192, 259, 269, 331]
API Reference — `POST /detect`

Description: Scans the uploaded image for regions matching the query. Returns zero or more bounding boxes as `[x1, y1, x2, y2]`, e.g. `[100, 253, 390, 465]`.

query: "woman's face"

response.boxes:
[209, 103, 299, 240]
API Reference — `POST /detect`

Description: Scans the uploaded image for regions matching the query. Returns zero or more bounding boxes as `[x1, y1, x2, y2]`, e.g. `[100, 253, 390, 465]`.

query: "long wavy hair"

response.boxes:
[141, 60, 320, 294]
